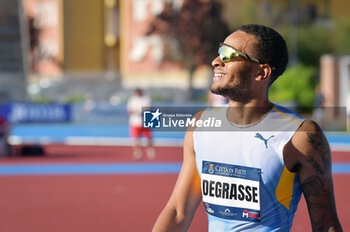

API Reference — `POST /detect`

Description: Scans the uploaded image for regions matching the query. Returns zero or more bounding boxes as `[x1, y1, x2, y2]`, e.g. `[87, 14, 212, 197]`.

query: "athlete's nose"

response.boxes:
[211, 55, 224, 67]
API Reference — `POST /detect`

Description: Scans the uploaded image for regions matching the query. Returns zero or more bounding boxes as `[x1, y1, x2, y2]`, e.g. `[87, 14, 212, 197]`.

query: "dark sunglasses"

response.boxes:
[218, 42, 260, 64]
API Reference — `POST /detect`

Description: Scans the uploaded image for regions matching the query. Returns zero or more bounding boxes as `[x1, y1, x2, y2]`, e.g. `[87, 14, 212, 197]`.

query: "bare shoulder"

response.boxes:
[292, 120, 329, 154]
[289, 119, 332, 184]
[185, 110, 205, 133]
[284, 120, 330, 172]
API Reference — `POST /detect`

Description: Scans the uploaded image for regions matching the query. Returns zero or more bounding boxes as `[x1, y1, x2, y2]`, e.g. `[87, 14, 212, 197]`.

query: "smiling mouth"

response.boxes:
[213, 73, 225, 81]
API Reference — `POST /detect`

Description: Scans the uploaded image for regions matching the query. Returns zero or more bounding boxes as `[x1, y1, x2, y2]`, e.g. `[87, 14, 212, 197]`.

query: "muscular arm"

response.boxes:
[285, 120, 342, 232]
[152, 129, 202, 232]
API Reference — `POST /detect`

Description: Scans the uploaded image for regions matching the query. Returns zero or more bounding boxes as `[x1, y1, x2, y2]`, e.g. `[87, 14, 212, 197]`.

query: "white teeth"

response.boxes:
[214, 73, 225, 77]
[213, 73, 225, 81]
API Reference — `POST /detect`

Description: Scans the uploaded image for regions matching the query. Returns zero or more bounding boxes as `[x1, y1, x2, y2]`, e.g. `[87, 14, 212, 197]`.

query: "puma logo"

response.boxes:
[255, 133, 275, 148]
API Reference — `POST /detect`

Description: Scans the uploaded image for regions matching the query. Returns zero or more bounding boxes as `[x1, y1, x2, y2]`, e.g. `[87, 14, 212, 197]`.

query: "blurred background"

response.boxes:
[0, 0, 349, 231]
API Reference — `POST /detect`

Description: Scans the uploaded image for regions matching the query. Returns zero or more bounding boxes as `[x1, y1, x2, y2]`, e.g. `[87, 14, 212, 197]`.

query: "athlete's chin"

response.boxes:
[210, 84, 225, 96]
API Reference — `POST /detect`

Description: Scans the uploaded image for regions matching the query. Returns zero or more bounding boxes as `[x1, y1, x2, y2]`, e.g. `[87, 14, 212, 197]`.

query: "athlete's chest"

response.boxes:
[195, 131, 283, 161]
[194, 131, 291, 223]
[194, 131, 292, 190]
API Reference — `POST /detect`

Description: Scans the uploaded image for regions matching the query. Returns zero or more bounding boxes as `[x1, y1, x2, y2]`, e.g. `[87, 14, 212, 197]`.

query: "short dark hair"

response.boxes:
[237, 24, 288, 84]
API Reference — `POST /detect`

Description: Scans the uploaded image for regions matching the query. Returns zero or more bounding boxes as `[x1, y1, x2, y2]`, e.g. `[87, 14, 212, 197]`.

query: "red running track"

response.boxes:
[0, 145, 348, 232]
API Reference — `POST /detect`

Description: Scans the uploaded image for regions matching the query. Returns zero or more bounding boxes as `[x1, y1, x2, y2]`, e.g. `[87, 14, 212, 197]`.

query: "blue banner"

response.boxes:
[0, 103, 71, 123]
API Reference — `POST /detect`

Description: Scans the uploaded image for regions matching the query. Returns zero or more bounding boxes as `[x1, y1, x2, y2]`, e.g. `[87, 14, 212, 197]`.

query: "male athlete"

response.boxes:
[152, 24, 342, 231]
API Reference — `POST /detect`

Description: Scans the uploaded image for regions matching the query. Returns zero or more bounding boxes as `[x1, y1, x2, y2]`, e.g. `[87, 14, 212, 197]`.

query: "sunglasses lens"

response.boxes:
[219, 46, 238, 62]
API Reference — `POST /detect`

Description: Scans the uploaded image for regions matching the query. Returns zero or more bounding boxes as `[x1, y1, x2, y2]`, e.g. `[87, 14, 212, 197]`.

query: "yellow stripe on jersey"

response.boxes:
[275, 166, 296, 210]
[272, 107, 301, 125]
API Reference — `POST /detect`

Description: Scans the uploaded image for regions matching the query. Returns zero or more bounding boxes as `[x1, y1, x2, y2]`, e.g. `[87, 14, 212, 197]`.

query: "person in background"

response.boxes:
[127, 88, 156, 160]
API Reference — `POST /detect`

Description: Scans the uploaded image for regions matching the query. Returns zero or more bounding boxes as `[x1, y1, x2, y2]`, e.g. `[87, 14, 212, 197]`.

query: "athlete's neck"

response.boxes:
[226, 99, 273, 125]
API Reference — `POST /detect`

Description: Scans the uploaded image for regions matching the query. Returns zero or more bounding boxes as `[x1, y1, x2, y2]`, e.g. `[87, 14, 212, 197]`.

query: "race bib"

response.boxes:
[201, 161, 261, 222]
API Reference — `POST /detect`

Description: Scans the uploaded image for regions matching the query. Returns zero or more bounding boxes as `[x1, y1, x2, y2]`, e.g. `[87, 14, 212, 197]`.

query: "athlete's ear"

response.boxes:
[255, 64, 272, 81]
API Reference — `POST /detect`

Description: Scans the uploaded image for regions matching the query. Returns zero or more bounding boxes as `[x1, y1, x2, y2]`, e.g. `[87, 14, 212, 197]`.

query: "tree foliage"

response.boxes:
[269, 64, 317, 107]
[148, 0, 230, 69]
[147, 0, 230, 99]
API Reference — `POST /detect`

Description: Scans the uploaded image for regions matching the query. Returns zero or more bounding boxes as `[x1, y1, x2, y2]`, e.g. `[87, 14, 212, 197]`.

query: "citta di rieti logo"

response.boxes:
[143, 108, 222, 130]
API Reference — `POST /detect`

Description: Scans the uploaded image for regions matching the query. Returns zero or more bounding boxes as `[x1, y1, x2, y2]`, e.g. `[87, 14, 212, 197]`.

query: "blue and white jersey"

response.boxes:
[193, 105, 305, 232]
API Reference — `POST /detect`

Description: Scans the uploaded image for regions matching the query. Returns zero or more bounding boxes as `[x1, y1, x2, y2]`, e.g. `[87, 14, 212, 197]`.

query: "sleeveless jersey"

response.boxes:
[193, 105, 305, 232]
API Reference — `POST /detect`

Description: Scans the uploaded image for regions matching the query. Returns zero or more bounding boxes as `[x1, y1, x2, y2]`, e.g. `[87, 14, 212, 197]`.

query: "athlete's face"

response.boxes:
[210, 31, 260, 103]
